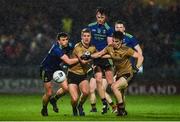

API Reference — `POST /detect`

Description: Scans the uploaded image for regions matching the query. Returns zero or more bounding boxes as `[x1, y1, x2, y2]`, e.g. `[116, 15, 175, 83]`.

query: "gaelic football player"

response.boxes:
[87, 7, 115, 114]
[67, 28, 96, 116]
[91, 31, 144, 116]
[40, 32, 78, 116]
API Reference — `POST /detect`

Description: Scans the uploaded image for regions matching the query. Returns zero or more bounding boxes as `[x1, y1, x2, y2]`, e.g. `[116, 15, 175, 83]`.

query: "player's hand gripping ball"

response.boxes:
[53, 70, 66, 83]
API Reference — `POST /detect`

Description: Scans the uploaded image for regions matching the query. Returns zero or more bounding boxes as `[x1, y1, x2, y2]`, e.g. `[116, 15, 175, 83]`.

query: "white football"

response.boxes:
[53, 70, 66, 83]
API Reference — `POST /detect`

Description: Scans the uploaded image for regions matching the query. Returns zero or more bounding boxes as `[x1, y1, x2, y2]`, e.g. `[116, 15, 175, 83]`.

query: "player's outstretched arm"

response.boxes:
[132, 51, 144, 69]
[60, 54, 78, 65]
[107, 37, 113, 45]
[101, 54, 111, 58]
[134, 44, 142, 55]
[91, 49, 106, 59]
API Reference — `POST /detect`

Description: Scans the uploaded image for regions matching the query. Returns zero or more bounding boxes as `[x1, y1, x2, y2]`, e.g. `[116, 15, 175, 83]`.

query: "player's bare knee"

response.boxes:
[81, 87, 89, 96]
[82, 90, 89, 97]
[62, 86, 69, 93]
[111, 83, 118, 91]
[106, 78, 113, 85]
[90, 89, 95, 94]
[105, 73, 113, 85]
[95, 72, 103, 82]
[96, 77, 102, 83]
[96, 78, 103, 86]
[71, 96, 78, 103]
[90, 85, 96, 93]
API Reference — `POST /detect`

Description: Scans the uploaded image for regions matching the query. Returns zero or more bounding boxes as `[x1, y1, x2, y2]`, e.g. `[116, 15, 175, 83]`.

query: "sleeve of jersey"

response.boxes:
[86, 25, 91, 29]
[92, 46, 97, 53]
[73, 47, 78, 56]
[107, 27, 113, 37]
[104, 46, 110, 54]
[54, 48, 64, 57]
[131, 37, 139, 47]
[74, 46, 83, 57]
[126, 48, 135, 57]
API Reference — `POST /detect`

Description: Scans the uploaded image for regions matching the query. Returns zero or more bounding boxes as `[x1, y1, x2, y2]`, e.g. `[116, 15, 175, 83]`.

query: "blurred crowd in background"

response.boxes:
[0, 0, 180, 80]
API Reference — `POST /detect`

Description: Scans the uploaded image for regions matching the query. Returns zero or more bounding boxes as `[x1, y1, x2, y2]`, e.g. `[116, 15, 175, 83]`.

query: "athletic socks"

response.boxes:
[117, 102, 125, 110]
[43, 105, 47, 109]
[91, 103, 96, 109]
[78, 101, 83, 108]
[116, 102, 127, 116]
[72, 106, 78, 116]
[54, 93, 66, 101]
[101, 98, 108, 106]
[101, 98, 108, 114]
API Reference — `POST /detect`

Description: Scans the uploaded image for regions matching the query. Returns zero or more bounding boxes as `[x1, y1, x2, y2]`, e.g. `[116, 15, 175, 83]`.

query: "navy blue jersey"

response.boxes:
[59, 43, 74, 73]
[40, 42, 74, 72]
[123, 33, 139, 50]
[123, 33, 139, 67]
[61, 42, 74, 57]
[88, 22, 113, 51]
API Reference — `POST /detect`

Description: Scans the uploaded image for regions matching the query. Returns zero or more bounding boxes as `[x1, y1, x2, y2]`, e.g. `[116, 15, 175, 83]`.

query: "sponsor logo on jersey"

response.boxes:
[92, 29, 96, 32]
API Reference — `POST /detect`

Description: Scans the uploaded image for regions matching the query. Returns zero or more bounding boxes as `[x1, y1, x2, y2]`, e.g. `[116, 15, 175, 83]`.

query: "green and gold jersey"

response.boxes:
[104, 44, 135, 77]
[68, 42, 96, 75]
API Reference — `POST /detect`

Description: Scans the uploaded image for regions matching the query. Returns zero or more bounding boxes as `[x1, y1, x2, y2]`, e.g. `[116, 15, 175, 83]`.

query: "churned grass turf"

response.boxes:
[0, 94, 180, 121]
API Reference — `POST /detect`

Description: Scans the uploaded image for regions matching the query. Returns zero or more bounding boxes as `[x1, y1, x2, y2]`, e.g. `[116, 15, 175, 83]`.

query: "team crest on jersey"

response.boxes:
[103, 29, 106, 34]
[122, 39, 126, 45]
[97, 28, 101, 33]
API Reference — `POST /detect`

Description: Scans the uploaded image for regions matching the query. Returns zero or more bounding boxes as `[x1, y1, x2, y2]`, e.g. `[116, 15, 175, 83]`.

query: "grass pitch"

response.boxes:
[0, 94, 180, 121]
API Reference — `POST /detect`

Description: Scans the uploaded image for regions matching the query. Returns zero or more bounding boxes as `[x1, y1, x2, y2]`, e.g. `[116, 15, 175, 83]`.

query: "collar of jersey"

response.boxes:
[81, 41, 90, 49]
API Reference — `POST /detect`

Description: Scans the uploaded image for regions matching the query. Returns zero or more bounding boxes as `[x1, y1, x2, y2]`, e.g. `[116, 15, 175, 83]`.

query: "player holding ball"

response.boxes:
[40, 32, 78, 116]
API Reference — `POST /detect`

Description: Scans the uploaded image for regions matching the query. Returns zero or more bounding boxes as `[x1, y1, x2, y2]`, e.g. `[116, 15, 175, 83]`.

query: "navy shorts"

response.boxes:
[40, 68, 53, 83]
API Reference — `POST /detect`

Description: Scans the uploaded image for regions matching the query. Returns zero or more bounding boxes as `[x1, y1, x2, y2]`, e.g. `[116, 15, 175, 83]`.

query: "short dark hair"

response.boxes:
[113, 31, 124, 40]
[57, 32, 69, 40]
[96, 7, 107, 15]
[115, 20, 126, 26]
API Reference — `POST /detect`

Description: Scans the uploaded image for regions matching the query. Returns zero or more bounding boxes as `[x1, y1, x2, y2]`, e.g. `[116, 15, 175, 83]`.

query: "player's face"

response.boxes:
[81, 32, 91, 45]
[113, 38, 122, 49]
[58, 37, 69, 47]
[96, 12, 106, 25]
[115, 24, 125, 33]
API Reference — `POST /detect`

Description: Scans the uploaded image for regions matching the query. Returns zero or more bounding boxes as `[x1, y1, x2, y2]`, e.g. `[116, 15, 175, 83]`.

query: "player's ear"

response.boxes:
[119, 39, 123, 44]
[96, 14, 98, 19]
